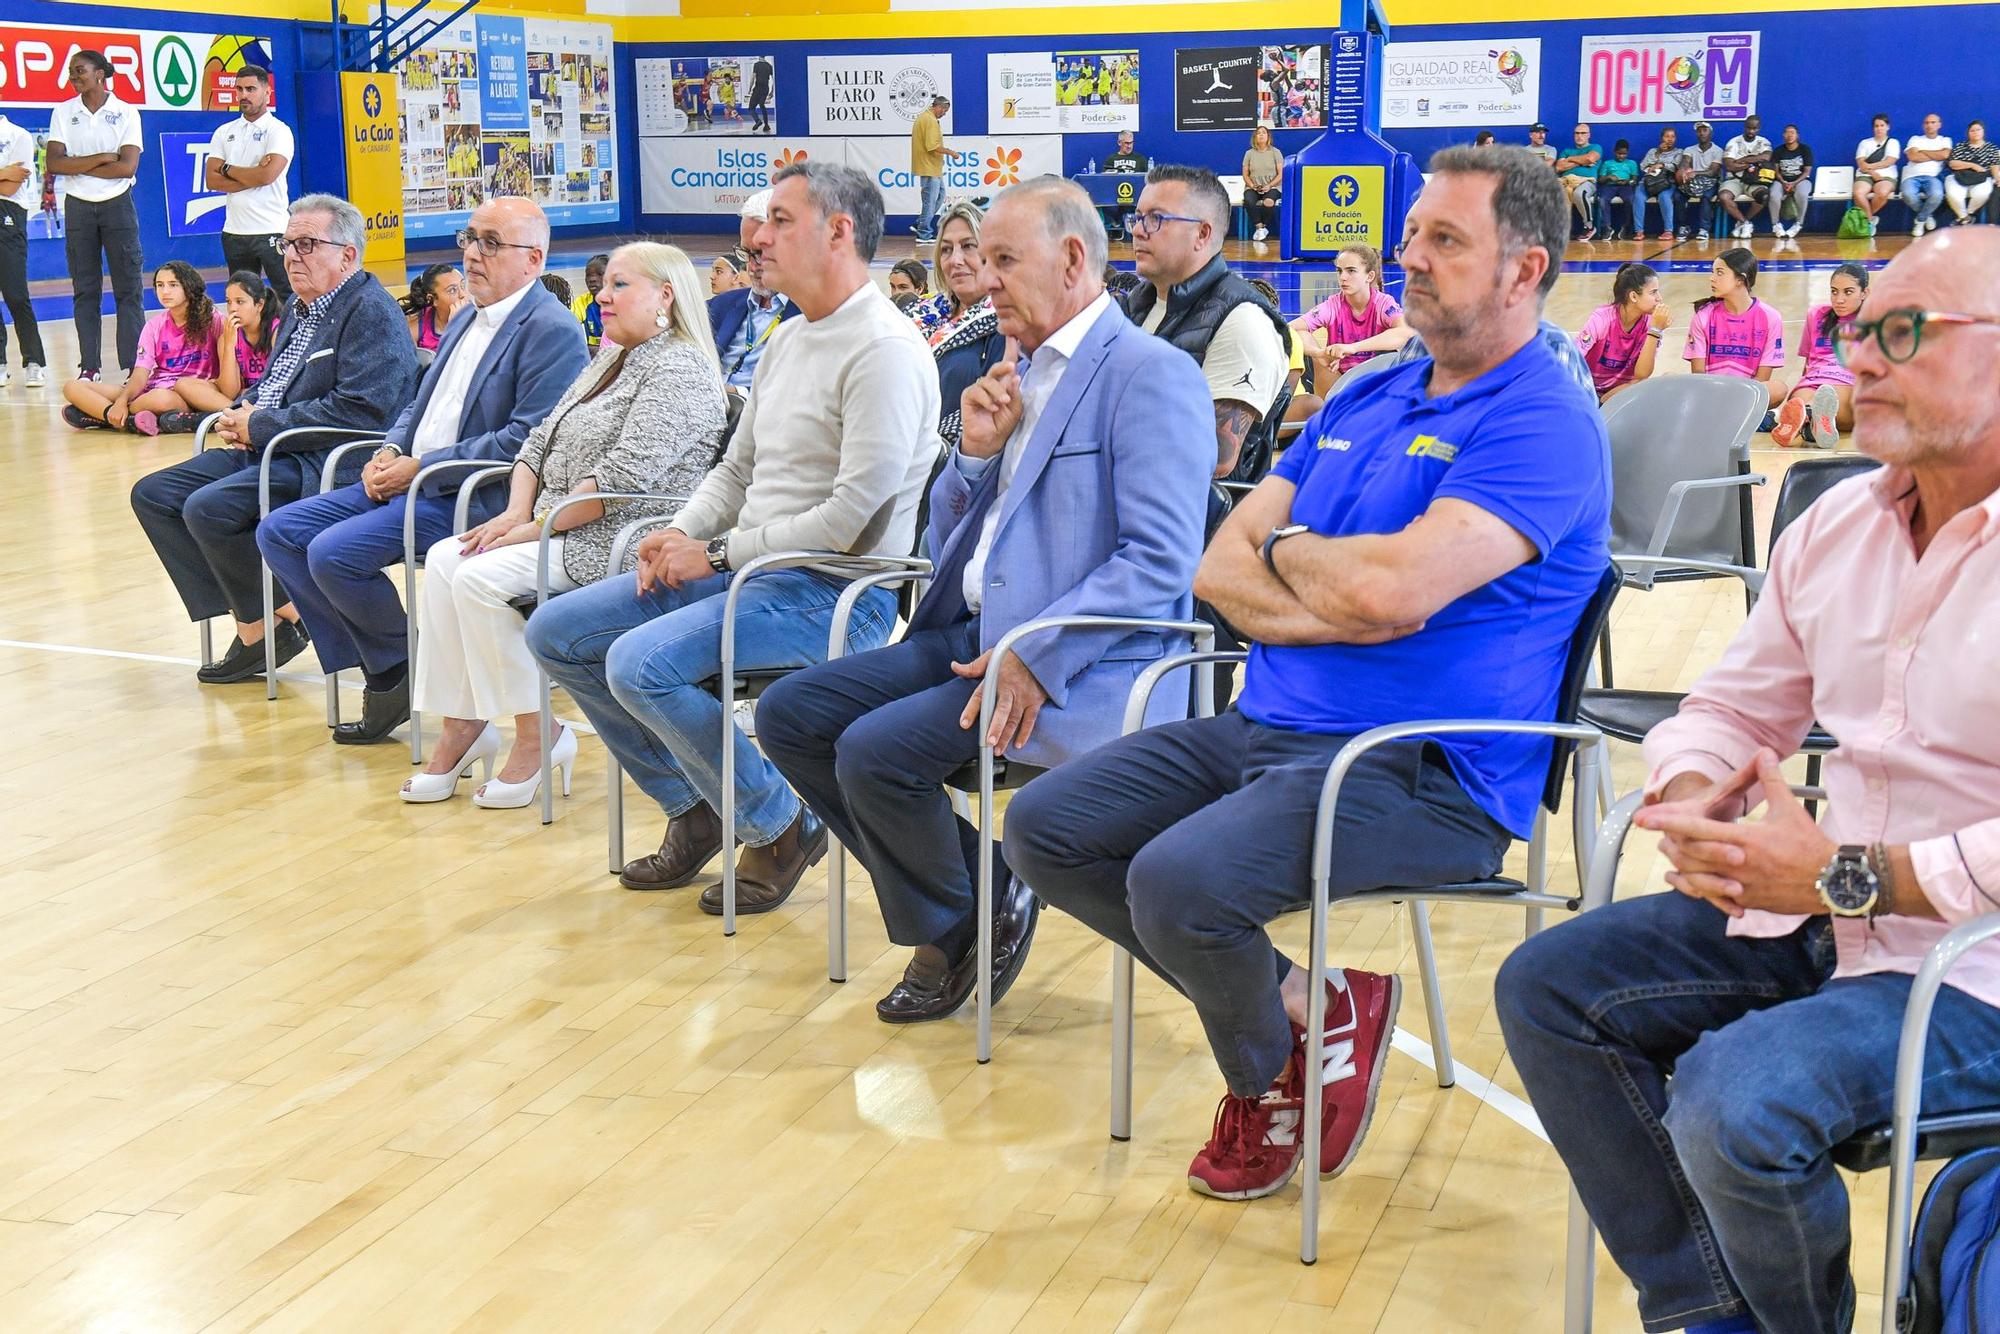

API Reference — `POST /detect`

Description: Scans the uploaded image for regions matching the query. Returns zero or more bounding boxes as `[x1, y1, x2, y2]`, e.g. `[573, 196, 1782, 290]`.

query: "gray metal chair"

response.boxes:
[1103, 565, 1620, 1270]
[1563, 793, 2000, 1334]
[400, 457, 519, 763]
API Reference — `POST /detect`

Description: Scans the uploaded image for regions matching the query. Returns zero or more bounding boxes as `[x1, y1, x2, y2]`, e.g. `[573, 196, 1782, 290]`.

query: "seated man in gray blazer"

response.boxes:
[257, 197, 587, 744]
[131, 193, 418, 685]
[758, 175, 1213, 1025]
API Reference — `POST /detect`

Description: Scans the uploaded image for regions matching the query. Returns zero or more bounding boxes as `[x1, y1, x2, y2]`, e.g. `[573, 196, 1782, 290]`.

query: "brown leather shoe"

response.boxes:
[875, 869, 1040, 1024]
[620, 801, 731, 890]
[699, 808, 827, 915]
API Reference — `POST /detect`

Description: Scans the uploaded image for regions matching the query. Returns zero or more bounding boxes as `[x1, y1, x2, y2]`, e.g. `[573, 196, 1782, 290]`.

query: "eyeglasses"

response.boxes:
[1833, 309, 2000, 366]
[737, 246, 764, 268]
[455, 228, 541, 257]
[277, 235, 344, 257]
[1126, 211, 1206, 239]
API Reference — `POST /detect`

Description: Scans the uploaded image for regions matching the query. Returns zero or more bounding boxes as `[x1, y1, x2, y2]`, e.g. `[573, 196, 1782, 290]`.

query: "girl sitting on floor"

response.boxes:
[1771, 262, 1867, 448]
[61, 261, 217, 436]
[150, 271, 285, 433]
[1685, 247, 1789, 427]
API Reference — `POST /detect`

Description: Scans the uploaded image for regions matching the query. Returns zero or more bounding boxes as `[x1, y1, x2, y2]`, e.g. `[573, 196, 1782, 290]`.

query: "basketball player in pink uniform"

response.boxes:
[1685, 248, 1788, 426]
[1771, 261, 1867, 448]
[1290, 244, 1412, 389]
[1576, 261, 1671, 404]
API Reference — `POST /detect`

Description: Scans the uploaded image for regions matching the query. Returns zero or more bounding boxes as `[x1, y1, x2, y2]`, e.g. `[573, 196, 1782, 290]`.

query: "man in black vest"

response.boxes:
[1121, 163, 1291, 484]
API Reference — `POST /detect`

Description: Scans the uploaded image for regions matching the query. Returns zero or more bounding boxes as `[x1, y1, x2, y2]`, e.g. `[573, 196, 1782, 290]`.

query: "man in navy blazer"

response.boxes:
[759, 176, 1212, 1025]
[258, 197, 586, 743]
[131, 193, 417, 687]
[707, 188, 789, 394]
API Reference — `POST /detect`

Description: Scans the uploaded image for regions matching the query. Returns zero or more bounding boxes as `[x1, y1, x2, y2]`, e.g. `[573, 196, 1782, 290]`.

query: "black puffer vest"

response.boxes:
[1119, 254, 1294, 482]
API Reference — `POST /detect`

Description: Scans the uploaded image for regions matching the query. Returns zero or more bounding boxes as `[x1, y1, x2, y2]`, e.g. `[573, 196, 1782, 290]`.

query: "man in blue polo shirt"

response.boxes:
[1006, 145, 1610, 1203]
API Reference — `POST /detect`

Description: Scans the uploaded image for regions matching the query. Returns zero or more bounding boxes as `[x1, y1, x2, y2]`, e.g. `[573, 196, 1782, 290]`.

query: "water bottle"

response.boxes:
[1085, 157, 1096, 174]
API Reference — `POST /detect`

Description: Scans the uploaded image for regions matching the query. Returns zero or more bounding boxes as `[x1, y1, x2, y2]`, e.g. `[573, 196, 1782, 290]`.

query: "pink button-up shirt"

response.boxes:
[1644, 465, 2000, 1007]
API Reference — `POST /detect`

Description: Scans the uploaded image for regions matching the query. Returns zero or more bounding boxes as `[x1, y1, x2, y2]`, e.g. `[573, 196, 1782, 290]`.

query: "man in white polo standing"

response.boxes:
[205, 64, 295, 299]
[43, 48, 144, 381]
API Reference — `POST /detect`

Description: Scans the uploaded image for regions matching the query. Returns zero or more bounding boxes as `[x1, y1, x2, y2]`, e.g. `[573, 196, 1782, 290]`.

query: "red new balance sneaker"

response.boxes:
[1187, 1046, 1306, 1201]
[1300, 967, 1402, 1180]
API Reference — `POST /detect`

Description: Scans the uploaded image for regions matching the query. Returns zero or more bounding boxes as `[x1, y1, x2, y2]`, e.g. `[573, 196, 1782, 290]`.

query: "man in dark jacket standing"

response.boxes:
[130, 194, 418, 684]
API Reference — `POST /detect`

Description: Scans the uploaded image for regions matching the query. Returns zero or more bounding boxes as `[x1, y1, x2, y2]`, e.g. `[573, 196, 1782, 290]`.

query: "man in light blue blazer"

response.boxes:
[258, 197, 587, 744]
[759, 175, 1213, 1026]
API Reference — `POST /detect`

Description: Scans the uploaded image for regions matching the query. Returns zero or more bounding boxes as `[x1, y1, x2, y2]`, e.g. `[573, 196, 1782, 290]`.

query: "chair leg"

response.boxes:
[1595, 622, 1614, 690]
[1804, 752, 1822, 819]
[199, 618, 214, 669]
[325, 670, 341, 727]
[828, 841, 848, 983]
[607, 755, 625, 876]
[1110, 945, 1135, 1141]
[721, 679, 738, 938]
[1565, 1186, 1596, 1334]
[1572, 744, 1600, 898]
[539, 673, 556, 826]
[1409, 901, 1454, 1089]
[1594, 739, 1615, 825]
[407, 564, 423, 765]
[1300, 884, 1329, 1265]
[976, 748, 994, 1064]
[263, 564, 278, 701]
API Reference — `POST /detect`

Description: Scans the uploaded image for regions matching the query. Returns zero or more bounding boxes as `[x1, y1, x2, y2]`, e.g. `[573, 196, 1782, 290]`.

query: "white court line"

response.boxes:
[0, 633, 1548, 1143]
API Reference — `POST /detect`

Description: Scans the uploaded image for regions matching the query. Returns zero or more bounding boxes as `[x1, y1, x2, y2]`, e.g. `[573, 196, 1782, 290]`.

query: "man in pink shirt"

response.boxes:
[1496, 229, 2000, 1334]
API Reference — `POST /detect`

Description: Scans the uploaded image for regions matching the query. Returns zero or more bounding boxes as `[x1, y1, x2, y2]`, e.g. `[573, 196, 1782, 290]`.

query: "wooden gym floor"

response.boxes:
[0, 261, 1900, 1331]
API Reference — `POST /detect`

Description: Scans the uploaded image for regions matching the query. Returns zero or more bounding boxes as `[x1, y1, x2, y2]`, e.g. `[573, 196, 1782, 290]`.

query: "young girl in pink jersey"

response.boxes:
[61, 260, 218, 437]
[1685, 247, 1789, 422]
[1575, 262, 1671, 404]
[1290, 244, 1412, 390]
[1771, 262, 1868, 449]
[147, 270, 287, 432]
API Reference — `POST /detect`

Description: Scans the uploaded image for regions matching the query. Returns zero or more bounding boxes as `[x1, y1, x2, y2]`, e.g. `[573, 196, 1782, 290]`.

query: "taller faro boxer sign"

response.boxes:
[1578, 31, 1760, 124]
[807, 54, 951, 136]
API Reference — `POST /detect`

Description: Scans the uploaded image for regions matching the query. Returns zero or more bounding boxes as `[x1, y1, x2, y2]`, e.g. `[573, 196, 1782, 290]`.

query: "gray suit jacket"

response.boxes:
[246, 272, 418, 450]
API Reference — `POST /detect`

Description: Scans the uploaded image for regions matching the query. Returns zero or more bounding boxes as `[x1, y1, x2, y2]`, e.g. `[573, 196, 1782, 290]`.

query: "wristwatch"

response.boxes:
[1816, 844, 1881, 917]
[705, 535, 730, 573]
[1262, 523, 1310, 575]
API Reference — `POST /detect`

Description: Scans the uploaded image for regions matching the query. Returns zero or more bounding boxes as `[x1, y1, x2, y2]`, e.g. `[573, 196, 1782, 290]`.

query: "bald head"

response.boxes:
[981, 176, 1107, 352]
[461, 196, 549, 305]
[1848, 228, 2000, 470]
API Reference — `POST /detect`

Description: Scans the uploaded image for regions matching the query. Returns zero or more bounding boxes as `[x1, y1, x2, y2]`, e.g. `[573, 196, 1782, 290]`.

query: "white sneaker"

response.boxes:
[734, 698, 757, 739]
[1914, 223, 1926, 238]
[1810, 384, 1842, 451]
[24, 363, 43, 388]
[1252, 226, 1268, 241]
[1869, 218, 1880, 236]
[1926, 216, 1939, 232]
[0, 367, 10, 389]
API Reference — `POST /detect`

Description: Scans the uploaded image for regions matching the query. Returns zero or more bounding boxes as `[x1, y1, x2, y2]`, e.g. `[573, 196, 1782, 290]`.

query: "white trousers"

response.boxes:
[414, 535, 579, 721]
[1945, 175, 1995, 219]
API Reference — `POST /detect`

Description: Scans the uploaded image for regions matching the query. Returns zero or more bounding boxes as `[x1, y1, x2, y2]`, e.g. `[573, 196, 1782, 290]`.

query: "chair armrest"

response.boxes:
[535, 491, 693, 602]
[452, 465, 516, 532]
[608, 514, 682, 572]
[1615, 553, 1767, 598]
[1643, 472, 1766, 560]
[320, 438, 389, 492]
[403, 458, 518, 564]
[983, 615, 1217, 752]
[1123, 650, 1250, 733]
[719, 550, 934, 682]
[1583, 781, 1830, 912]
[258, 428, 391, 516]
[191, 411, 225, 456]
[829, 567, 934, 660]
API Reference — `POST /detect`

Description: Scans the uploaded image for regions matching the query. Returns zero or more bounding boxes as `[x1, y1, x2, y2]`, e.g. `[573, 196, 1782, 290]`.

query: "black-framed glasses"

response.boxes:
[277, 235, 344, 257]
[737, 246, 764, 268]
[1126, 211, 1206, 239]
[455, 227, 541, 257]
[1833, 308, 2000, 366]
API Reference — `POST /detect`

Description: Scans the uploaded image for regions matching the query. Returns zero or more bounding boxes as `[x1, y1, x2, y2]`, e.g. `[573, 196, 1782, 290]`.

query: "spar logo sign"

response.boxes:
[151, 35, 195, 106]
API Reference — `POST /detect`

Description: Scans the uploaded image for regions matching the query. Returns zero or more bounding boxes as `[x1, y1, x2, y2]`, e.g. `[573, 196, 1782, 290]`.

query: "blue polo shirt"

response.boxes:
[1237, 335, 1611, 837]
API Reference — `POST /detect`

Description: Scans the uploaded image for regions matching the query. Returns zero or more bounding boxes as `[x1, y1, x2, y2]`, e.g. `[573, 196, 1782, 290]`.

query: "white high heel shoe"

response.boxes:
[399, 722, 501, 803]
[473, 725, 577, 809]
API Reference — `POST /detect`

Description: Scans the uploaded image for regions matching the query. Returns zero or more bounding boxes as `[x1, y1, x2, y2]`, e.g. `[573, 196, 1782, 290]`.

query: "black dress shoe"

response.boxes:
[876, 869, 1040, 1024]
[197, 620, 309, 684]
[332, 676, 410, 744]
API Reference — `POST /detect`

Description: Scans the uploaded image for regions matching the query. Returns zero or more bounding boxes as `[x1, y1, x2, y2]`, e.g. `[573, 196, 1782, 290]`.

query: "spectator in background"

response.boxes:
[572, 252, 607, 350]
[1473, 130, 1497, 147]
[1243, 124, 1284, 242]
[709, 188, 789, 396]
[1719, 113, 1774, 239]
[61, 259, 215, 435]
[910, 94, 967, 243]
[1946, 121, 2000, 225]
[1677, 121, 1725, 241]
[1596, 139, 1640, 240]
[404, 263, 465, 352]
[1250, 275, 1322, 431]
[44, 49, 144, 383]
[157, 270, 285, 430]
[748, 55, 773, 133]
[1576, 261, 1668, 404]
[538, 273, 572, 307]
[204, 65, 293, 300]
[1902, 111, 1952, 237]
[1771, 261, 1867, 449]
[1524, 122, 1556, 167]
[1291, 244, 1410, 389]
[1101, 131, 1149, 173]
[1768, 124, 1814, 239]
[1640, 127, 1683, 240]
[1556, 123, 1603, 238]
[888, 258, 929, 300]
[1853, 114, 1901, 236]
[708, 251, 745, 296]
[1687, 247, 1789, 421]
[0, 109, 47, 389]
[910, 201, 1004, 450]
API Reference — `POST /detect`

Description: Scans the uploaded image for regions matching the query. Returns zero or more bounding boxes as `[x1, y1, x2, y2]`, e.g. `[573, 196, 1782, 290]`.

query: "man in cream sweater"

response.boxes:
[529, 161, 940, 911]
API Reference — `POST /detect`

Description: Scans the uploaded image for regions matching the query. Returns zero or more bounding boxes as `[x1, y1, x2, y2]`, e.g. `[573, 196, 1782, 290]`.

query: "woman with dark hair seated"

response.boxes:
[402, 262, 465, 351]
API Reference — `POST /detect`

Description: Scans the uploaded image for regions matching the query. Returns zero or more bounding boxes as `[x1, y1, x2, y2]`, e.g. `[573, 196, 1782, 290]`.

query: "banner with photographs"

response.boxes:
[807, 54, 952, 136]
[1174, 44, 1327, 132]
[0, 21, 275, 111]
[639, 133, 1060, 215]
[634, 56, 777, 136]
[1381, 39, 1540, 129]
[396, 13, 617, 237]
[1577, 31, 1760, 124]
[986, 50, 1140, 133]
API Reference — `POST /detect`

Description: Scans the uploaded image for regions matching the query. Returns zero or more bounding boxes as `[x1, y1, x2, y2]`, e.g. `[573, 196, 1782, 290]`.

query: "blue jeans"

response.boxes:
[916, 174, 946, 237]
[1902, 173, 1944, 224]
[257, 481, 471, 675]
[1496, 889, 2000, 1333]
[1003, 711, 1511, 1097]
[1596, 182, 1637, 235]
[1680, 189, 1712, 236]
[1644, 184, 1676, 236]
[525, 568, 895, 846]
